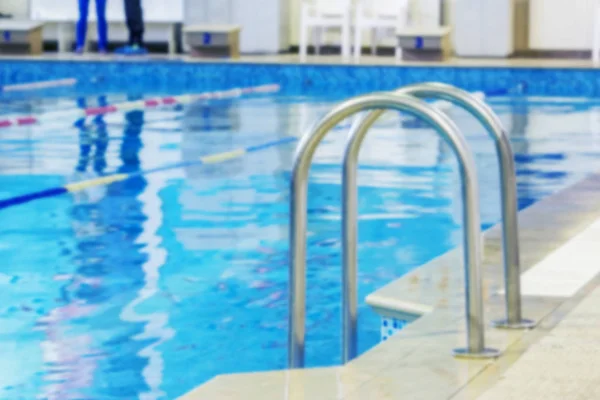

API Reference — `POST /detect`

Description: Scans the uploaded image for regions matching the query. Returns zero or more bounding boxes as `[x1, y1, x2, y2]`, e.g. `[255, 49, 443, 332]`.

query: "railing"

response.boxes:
[341, 82, 535, 362]
[288, 91, 500, 369]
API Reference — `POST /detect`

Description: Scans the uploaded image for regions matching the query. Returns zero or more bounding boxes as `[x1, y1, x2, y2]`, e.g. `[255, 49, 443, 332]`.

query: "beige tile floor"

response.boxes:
[475, 285, 600, 400]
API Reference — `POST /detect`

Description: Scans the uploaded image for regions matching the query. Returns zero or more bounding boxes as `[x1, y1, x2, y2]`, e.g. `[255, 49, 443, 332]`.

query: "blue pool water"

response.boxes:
[1, 85, 600, 399]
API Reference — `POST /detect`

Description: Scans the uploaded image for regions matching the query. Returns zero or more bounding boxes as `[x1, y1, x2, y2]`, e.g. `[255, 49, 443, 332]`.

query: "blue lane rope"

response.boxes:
[0, 136, 298, 210]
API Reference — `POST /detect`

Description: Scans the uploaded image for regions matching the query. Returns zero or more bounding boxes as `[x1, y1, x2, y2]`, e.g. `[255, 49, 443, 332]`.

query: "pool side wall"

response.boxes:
[2, 59, 600, 97]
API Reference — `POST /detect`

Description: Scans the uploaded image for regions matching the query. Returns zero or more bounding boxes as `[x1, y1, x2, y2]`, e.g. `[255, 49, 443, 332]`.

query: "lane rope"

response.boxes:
[1, 78, 78, 93]
[0, 136, 297, 210]
[0, 76, 113, 93]
[0, 84, 281, 129]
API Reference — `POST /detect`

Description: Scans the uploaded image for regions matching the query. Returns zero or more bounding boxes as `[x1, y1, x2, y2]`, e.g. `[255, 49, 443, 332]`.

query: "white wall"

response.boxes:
[289, 0, 302, 45]
[21, 0, 287, 51]
[4, 0, 517, 52]
[185, 0, 289, 53]
[1, 0, 29, 17]
[453, 0, 514, 57]
[12, 0, 444, 50]
[30, 0, 184, 23]
[6, 0, 174, 42]
[283, 0, 600, 51]
[529, 0, 595, 50]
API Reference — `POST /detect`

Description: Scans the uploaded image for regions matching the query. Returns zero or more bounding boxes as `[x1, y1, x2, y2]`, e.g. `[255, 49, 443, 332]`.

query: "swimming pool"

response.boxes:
[1, 63, 600, 399]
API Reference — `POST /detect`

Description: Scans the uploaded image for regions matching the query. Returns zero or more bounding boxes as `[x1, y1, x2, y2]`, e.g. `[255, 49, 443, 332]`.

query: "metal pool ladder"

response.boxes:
[288, 84, 532, 369]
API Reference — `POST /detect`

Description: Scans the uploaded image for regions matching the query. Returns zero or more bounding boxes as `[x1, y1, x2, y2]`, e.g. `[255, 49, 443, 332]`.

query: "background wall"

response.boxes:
[11, 0, 443, 48]
[529, 0, 595, 50]
[4, 0, 175, 43]
[1, 0, 29, 17]
[5, 0, 598, 52]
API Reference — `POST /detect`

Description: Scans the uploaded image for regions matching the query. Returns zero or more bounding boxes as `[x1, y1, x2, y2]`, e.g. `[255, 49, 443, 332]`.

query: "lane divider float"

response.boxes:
[0, 84, 281, 129]
[0, 136, 297, 210]
[0, 76, 110, 93]
[1, 78, 79, 93]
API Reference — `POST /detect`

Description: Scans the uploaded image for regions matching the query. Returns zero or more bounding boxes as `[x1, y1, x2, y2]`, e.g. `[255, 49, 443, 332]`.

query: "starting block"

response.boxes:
[184, 25, 241, 59]
[0, 20, 44, 55]
[396, 26, 452, 62]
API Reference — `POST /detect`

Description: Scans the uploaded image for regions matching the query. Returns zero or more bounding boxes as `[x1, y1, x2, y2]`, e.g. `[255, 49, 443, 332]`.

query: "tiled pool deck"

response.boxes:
[181, 170, 600, 399]
[476, 283, 600, 400]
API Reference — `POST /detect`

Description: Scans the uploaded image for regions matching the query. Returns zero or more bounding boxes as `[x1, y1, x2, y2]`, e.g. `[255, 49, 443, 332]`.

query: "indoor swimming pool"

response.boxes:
[1, 65, 600, 399]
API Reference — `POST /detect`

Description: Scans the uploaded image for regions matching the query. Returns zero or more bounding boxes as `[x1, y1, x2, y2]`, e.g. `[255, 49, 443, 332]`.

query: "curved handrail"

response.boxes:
[288, 92, 499, 369]
[342, 84, 533, 363]
[341, 91, 500, 363]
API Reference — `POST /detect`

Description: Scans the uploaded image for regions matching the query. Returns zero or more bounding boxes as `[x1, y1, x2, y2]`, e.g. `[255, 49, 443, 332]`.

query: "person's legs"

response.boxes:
[75, 97, 90, 172]
[124, 0, 144, 46]
[76, 0, 90, 51]
[95, 0, 108, 51]
[93, 96, 109, 173]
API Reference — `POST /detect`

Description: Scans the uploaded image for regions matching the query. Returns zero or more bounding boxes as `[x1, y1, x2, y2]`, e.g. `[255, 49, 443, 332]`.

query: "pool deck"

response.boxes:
[476, 284, 600, 400]
[180, 170, 600, 399]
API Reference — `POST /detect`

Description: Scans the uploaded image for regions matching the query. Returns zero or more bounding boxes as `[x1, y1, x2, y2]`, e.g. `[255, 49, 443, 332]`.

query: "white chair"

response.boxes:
[353, 0, 410, 63]
[593, 1, 600, 65]
[299, 0, 352, 62]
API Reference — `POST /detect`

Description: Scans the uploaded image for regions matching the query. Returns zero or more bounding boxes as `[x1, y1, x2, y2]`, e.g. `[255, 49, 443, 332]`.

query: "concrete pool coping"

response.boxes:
[180, 172, 600, 399]
[3, 53, 600, 70]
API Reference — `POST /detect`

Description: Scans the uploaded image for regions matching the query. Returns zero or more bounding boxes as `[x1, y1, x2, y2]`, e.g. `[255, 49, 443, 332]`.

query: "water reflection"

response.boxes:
[176, 98, 287, 250]
[37, 95, 174, 399]
[157, 98, 293, 393]
[509, 97, 535, 208]
[71, 96, 110, 204]
[75, 97, 109, 175]
[115, 98, 175, 400]
[36, 96, 111, 400]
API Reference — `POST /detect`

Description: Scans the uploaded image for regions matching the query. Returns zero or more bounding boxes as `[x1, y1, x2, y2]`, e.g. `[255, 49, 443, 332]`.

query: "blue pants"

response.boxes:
[124, 0, 144, 46]
[77, 0, 108, 50]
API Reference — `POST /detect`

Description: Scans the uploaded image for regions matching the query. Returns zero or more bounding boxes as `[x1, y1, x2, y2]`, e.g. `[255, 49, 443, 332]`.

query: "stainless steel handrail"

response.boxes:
[341, 83, 533, 364]
[341, 91, 502, 363]
[288, 92, 499, 369]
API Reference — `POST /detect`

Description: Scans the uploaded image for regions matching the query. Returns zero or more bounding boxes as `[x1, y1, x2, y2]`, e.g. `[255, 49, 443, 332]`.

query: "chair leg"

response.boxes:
[353, 26, 362, 63]
[341, 20, 351, 61]
[300, 24, 308, 62]
[57, 22, 68, 53]
[395, 44, 402, 63]
[314, 27, 322, 55]
[168, 24, 176, 55]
